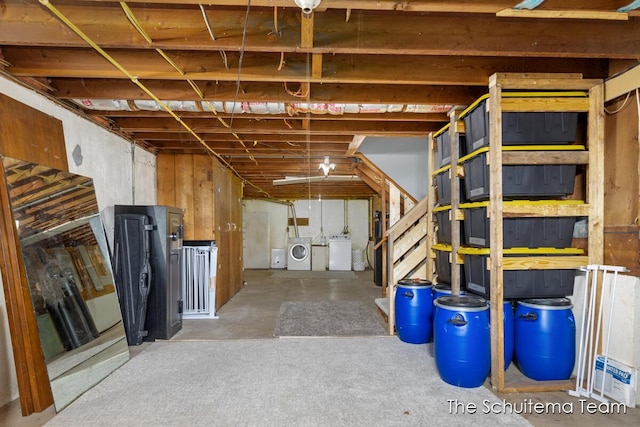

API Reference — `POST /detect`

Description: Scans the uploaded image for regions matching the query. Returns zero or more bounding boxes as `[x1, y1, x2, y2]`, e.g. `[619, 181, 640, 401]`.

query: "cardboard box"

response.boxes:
[593, 355, 638, 407]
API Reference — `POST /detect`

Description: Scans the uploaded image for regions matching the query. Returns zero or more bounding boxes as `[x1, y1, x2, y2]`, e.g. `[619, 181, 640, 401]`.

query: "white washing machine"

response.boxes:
[329, 235, 352, 271]
[287, 237, 312, 271]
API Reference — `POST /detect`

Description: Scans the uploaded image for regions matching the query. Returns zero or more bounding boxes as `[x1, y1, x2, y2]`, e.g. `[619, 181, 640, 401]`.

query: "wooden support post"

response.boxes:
[387, 247, 395, 335]
[588, 83, 606, 355]
[588, 83, 605, 266]
[388, 181, 401, 336]
[300, 11, 314, 49]
[381, 176, 391, 334]
[426, 132, 436, 282]
[389, 184, 401, 227]
[449, 111, 461, 295]
[488, 76, 505, 391]
[311, 53, 323, 79]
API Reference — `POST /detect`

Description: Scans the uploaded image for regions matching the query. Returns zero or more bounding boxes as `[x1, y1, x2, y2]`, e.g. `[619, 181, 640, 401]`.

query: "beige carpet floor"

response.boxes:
[45, 336, 531, 427]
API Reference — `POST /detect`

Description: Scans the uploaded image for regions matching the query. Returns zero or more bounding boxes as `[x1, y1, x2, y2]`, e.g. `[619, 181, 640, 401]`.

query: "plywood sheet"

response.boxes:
[0, 94, 66, 171]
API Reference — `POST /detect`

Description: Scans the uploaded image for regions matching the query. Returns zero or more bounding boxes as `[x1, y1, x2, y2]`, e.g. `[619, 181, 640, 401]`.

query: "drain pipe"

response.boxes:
[342, 200, 350, 235]
[289, 203, 299, 238]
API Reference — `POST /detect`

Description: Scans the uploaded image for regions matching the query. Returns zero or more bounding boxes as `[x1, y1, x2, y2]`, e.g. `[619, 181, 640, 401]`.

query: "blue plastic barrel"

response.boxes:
[515, 298, 575, 381]
[432, 284, 465, 305]
[434, 295, 490, 388]
[394, 279, 433, 344]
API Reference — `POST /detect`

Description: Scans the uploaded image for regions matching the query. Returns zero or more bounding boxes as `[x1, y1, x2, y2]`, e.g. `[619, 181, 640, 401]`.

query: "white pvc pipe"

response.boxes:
[595, 269, 620, 402]
[569, 268, 591, 397]
[583, 266, 600, 397]
[589, 269, 609, 401]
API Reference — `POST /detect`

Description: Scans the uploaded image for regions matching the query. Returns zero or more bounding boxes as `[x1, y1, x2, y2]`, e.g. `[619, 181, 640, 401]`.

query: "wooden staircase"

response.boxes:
[376, 196, 430, 335]
[352, 152, 431, 336]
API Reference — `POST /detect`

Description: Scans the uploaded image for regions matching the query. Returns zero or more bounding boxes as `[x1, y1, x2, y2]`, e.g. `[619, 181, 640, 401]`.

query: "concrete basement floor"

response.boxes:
[2, 268, 638, 426]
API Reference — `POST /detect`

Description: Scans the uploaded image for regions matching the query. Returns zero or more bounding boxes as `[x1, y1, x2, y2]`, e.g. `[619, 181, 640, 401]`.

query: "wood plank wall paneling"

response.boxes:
[604, 226, 640, 276]
[156, 154, 176, 207]
[604, 92, 639, 225]
[175, 155, 195, 239]
[193, 155, 215, 239]
[230, 176, 244, 298]
[157, 153, 243, 308]
[213, 162, 230, 307]
[0, 94, 65, 415]
[157, 153, 216, 240]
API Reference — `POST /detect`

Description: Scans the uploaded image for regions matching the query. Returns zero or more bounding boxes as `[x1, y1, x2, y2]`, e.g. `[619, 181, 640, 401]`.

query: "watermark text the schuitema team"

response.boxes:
[447, 398, 627, 415]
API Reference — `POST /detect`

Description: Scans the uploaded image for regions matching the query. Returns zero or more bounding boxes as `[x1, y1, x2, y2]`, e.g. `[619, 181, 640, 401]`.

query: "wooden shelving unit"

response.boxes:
[429, 73, 605, 392]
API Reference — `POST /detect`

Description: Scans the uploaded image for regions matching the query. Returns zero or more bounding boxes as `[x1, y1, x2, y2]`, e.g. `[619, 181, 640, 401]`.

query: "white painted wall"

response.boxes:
[242, 200, 289, 251]
[0, 75, 157, 407]
[359, 136, 429, 201]
[243, 199, 372, 269]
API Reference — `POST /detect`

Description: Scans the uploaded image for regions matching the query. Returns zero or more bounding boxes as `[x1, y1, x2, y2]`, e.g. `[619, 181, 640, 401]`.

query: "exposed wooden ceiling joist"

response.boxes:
[1, 0, 630, 200]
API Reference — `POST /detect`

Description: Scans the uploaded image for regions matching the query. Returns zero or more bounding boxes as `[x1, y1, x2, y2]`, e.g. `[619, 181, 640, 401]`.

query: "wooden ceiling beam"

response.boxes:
[74, 0, 632, 15]
[49, 78, 485, 104]
[145, 142, 354, 153]
[243, 187, 375, 200]
[67, 0, 520, 14]
[93, 110, 450, 123]
[112, 116, 439, 135]
[1, 3, 638, 58]
[129, 132, 355, 143]
[5, 47, 608, 85]
[346, 135, 366, 156]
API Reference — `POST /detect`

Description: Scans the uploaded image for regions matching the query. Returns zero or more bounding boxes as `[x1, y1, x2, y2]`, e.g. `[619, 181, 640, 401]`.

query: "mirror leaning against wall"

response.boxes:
[2, 156, 130, 412]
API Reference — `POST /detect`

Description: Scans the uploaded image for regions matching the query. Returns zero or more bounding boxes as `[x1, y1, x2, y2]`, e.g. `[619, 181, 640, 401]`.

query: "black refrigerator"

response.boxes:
[113, 205, 183, 344]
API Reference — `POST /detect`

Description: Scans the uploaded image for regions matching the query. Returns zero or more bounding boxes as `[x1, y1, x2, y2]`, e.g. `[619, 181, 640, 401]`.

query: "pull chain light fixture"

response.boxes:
[318, 156, 336, 176]
[295, 0, 322, 15]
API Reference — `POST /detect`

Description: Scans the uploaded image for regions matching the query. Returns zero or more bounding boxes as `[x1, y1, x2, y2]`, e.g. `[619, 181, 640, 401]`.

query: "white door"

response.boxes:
[243, 211, 270, 269]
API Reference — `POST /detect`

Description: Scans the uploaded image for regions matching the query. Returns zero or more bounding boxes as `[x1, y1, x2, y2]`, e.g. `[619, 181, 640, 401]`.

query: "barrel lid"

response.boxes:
[435, 295, 487, 310]
[518, 297, 572, 308]
[433, 284, 452, 291]
[397, 278, 432, 287]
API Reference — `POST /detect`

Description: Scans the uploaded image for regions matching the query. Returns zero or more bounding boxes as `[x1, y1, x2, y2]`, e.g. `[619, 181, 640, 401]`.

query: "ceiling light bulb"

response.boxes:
[319, 156, 336, 176]
[295, 0, 322, 14]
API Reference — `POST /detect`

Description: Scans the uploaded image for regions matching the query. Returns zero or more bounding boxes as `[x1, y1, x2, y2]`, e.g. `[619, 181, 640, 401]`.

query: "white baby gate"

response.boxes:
[181, 244, 218, 319]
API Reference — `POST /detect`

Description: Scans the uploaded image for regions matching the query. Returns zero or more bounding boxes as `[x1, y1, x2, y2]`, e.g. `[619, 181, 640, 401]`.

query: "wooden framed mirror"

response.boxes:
[2, 156, 129, 411]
